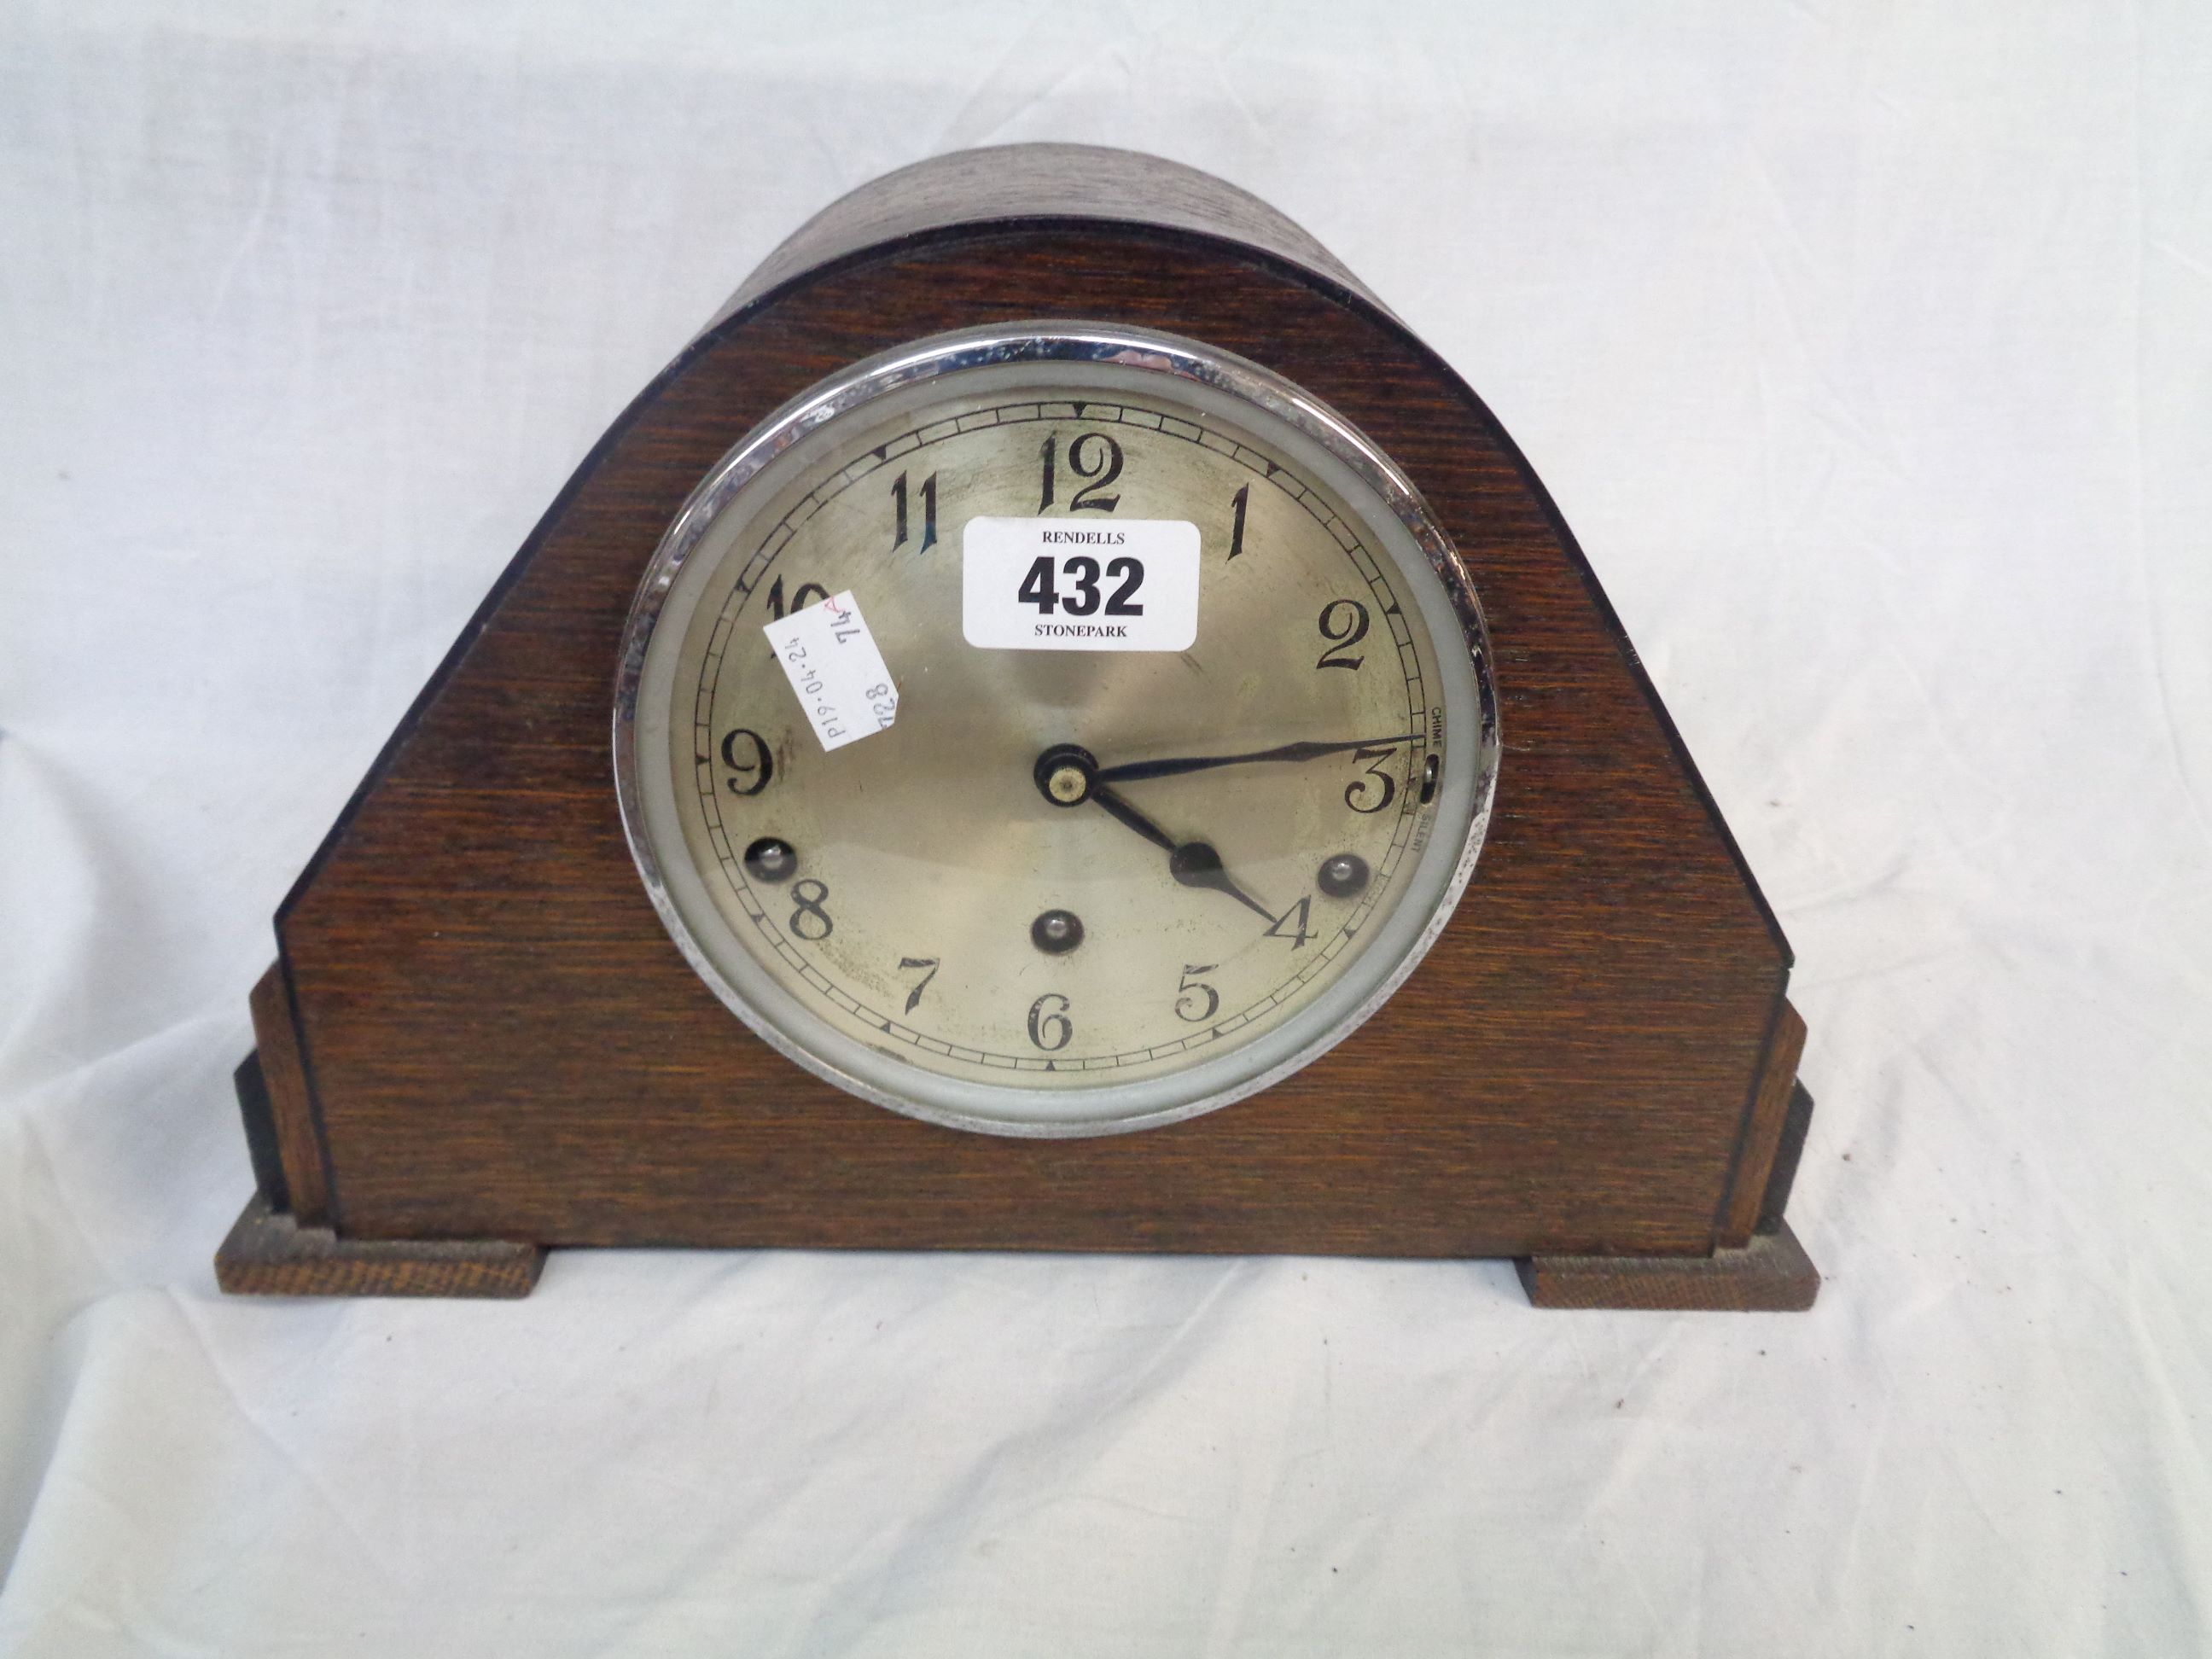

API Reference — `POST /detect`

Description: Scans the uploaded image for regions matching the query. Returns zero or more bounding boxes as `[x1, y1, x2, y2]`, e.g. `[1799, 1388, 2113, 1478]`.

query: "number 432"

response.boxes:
[1016, 554, 1146, 618]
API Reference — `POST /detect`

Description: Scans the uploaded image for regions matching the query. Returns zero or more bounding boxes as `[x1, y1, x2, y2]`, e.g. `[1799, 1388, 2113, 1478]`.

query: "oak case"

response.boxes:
[217, 143, 1818, 1310]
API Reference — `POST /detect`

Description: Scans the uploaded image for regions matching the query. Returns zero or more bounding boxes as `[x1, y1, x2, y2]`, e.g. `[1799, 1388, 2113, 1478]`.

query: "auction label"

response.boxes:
[962, 517, 1201, 651]
[763, 590, 899, 752]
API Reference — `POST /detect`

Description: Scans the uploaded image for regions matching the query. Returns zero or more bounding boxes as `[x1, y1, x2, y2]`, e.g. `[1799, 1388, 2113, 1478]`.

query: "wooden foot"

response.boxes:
[214, 1194, 545, 1299]
[1516, 1219, 1819, 1312]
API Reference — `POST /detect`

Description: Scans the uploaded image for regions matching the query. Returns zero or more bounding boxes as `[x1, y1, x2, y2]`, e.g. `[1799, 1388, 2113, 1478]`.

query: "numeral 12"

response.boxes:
[1038, 432, 1123, 513]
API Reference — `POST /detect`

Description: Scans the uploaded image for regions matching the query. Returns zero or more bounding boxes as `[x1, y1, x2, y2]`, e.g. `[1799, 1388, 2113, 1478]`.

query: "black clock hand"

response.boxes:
[1087, 782, 1276, 923]
[1086, 778, 1177, 854]
[1094, 732, 1421, 785]
[1163, 838, 1278, 924]
[1036, 747, 1277, 924]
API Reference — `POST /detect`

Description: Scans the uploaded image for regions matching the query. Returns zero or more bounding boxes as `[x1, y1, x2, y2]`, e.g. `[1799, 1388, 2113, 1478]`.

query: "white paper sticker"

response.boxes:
[762, 590, 899, 752]
[962, 517, 1201, 651]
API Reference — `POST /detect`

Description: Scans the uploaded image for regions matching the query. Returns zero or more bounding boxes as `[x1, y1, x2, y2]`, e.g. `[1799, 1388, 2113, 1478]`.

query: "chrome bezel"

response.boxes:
[614, 323, 1501, 1138]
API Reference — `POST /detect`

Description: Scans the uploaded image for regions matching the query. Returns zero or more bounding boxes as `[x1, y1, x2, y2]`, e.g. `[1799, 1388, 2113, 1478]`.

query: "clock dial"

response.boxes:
[618, 329, 1498, 1135]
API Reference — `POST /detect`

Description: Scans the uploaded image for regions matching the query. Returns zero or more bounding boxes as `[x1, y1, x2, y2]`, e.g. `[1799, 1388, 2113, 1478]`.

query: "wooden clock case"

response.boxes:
[216, 143, 1819, 1310]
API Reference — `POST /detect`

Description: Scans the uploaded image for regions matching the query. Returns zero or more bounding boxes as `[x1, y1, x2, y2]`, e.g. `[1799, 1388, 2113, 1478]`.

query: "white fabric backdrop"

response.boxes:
[4, 3, 2209, 1652]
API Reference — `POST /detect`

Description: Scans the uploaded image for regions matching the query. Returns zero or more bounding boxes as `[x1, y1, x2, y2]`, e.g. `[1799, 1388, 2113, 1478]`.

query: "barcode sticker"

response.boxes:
[763, 590, 899, 752]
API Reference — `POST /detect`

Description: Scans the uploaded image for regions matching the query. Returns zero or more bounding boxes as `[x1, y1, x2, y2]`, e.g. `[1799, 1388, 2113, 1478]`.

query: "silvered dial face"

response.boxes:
[618, 328, 1497, 1136]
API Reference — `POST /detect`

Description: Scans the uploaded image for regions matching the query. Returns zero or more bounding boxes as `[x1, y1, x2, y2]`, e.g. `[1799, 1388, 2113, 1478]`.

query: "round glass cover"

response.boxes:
[615, 323, 1499, 1136]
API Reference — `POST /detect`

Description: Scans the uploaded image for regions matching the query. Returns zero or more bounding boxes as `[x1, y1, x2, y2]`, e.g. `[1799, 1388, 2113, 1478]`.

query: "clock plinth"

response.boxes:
[1519, 1218, 1820, 1313]
[217, 143, 1821, 1310]
[214, 1194, 544, 1301]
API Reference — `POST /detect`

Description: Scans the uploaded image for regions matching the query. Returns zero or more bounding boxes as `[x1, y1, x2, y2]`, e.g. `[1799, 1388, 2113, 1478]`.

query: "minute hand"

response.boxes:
[1095, 733, 1419, 786]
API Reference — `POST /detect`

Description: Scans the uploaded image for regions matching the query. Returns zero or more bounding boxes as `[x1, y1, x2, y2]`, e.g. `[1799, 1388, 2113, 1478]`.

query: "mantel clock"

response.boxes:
[216, 144, 1819, 1310]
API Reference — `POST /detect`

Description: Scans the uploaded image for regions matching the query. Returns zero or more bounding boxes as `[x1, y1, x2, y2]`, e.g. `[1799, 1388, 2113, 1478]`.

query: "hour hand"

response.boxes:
[1161, 838, 1275, 923]
[1094, 732, 1419, 785]
[1034, 746, 1275, 923]
[1090, 782, 1273, 922]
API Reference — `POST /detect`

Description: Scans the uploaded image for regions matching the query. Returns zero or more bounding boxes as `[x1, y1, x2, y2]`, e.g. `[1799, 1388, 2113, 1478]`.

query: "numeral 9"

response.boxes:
[719, 729, 774, 795]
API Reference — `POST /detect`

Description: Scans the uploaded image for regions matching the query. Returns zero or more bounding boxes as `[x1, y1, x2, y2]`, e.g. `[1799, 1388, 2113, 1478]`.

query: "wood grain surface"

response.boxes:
[710, 142, 1387, 328]
[247, 961, 328, 1225]
[1718, 999, 1808, 1247]
[238, 145, 1807, 1291]
[215, 1194, 543, 1299]
[1517, 1220, 1819, 1313]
